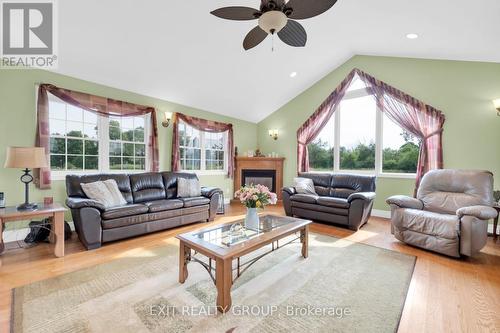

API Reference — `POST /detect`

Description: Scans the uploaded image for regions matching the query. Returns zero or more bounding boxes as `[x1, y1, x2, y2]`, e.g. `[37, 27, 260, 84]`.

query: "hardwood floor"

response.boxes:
[1, 204, 499, 332]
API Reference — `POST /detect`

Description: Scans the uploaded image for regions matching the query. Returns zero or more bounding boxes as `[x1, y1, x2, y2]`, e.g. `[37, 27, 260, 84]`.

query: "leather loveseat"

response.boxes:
[66, 172, 222, 250]
[282, 173, 376, 230]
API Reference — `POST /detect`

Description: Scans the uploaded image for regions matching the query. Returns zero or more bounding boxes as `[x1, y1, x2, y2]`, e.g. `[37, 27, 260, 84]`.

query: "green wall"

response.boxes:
[256, 55, 500, 211]
[0, 69, 257, 226]
[2, 55, 499, 226]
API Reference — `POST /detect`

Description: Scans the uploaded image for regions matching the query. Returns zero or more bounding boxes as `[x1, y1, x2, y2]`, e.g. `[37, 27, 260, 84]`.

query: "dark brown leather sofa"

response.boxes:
[282, 173, 376, 230]
[66, 172, 221, 250]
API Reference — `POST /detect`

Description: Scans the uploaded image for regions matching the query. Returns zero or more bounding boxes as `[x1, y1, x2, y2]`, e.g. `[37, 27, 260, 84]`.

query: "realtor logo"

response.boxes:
[1, 0, 58, 68]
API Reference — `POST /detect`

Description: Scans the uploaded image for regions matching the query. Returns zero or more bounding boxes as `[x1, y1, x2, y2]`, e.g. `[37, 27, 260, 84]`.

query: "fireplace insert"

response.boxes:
[241, 169, 276, 192]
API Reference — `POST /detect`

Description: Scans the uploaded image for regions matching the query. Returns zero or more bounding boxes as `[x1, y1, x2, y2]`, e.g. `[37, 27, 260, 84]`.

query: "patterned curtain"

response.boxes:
[172, 113, 234, 178]
[35, 84, 160, 189]
[355, 70, 445, 194]
[297, 68, 445, 195]
[297, 70, 358, 173]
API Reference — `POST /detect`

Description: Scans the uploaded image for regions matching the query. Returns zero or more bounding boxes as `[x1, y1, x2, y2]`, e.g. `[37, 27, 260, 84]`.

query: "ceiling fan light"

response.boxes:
[258, 10, 287, 34]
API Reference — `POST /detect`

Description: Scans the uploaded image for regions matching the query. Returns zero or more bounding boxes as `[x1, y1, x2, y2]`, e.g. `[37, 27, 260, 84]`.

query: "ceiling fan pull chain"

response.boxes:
[272, 34, 275, 52]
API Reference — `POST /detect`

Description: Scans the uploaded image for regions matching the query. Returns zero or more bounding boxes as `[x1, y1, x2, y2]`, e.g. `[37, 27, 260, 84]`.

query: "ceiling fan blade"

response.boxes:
[285, 0, 337, 20]
[277, 20, 307, 47]
[211, 6, 259, 20]
[243, 26, 268, 50]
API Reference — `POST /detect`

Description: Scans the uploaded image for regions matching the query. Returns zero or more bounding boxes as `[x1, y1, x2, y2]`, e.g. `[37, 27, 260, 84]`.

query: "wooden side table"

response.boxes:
[0, 203, 66, 265]
[492, 205, 500, 237]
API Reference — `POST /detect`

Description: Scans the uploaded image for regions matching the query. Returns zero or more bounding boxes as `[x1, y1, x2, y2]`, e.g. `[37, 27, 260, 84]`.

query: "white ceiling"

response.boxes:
[55, 0, 500, 123]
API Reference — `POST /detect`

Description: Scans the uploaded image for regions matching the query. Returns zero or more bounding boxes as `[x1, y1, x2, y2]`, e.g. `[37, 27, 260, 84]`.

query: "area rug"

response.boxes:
[11, 233, 415, 333]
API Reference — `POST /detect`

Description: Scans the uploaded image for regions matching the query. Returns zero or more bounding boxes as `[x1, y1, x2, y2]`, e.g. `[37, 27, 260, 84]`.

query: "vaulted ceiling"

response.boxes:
[54, 0, 500, 123]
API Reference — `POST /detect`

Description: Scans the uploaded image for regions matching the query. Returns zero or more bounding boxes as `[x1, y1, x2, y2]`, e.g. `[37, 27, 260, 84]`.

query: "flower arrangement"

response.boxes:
[234, 184, 278, 209]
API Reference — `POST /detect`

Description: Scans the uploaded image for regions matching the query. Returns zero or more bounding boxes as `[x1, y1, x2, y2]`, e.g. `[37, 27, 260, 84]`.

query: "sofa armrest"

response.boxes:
[386, 195, 424, 210]
[348, 192, 376, 203]
[66, 197, 105, 211]
[456, 205, 498, 220]
[70, 207, 102, 250]
[282, 187, 295, 216]
[201, 187, 222, 221]
[201, 187, 223, 198]
[282, 187, 296, 196]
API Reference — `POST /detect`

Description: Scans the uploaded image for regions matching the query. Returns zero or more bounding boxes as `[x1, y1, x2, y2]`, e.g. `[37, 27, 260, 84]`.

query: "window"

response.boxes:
[382, 114, 420, 173]
[178, 120, 227, 173]
[48, 94, 148, 177]
[109, 116, 146, 171]
[308, 77, 420, 177]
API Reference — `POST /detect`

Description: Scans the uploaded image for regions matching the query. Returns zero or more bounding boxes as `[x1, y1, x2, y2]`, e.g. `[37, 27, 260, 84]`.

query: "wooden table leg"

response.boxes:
[0, 219, 4, 255]
[301, 225, 309, 258]
[494, 214, 499, 237]
[179, 241, 190, 283]
[215, 257, 232, 313]
[0, 219, 3, 267]
[52, 212, 65, 258]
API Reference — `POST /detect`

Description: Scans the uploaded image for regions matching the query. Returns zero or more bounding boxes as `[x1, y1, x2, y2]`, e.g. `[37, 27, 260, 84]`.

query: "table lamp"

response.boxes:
[4, 147, 48, 210]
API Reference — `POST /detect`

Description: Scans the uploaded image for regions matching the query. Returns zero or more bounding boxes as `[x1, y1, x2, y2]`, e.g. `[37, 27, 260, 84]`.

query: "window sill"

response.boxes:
[180, 170, 228, 177]
[378, 173, 416, 179]
[306, 169, 416, 180]
[51, 170, 146, 181]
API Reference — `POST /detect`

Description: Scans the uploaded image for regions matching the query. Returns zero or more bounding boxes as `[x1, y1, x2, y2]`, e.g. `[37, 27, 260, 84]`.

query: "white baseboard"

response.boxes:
[3, 228, 31, 242]
[371, 209, 391, 219]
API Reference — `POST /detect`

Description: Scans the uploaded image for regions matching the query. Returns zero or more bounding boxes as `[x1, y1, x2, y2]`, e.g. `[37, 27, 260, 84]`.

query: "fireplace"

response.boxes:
[241, 169, 276, 192]
[233, 156, 285, 201]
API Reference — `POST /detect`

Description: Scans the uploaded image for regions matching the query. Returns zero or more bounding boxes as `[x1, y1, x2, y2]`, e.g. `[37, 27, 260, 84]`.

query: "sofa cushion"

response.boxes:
[317, 197, 350, 209]
[162, 172, 199, 199]
[291, 201, 349, 216]
[181, 196, 210, 208]
[144, 199, 184, 213]
[130, 173, 166, 203]
[297, 172, 332, 196]
[290, 194, 319, 204]
[80, 180, 127, 208]
[177, 178, 201, 197]
[293, 177, 317, 195]
[392, 208, 459, 240]
[101, 204, 149, 220]
[66, 173, 133, 203]
[102, 212, 153, 229]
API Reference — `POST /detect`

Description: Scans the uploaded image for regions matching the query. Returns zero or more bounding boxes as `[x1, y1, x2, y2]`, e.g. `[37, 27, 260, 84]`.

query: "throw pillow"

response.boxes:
[81, 180, 126, 208]
[103, 179, 127, 206]
[293, 177, 316, 195]
[177, 177, 201, 197]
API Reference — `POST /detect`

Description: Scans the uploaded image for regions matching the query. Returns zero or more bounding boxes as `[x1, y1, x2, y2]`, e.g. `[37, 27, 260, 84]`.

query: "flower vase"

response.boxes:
[244, 207, 260, 230]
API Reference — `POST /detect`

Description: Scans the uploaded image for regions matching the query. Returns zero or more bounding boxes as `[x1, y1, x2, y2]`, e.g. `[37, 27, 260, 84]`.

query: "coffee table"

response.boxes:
[176, 214, 311, 313]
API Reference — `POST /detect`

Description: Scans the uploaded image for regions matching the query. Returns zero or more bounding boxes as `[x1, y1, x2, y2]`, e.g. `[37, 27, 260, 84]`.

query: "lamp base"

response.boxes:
[17, 202, 38, 211]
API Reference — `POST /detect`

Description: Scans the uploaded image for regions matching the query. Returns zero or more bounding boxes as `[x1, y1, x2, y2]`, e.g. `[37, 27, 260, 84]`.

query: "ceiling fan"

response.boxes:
[211, 0, 338, 50]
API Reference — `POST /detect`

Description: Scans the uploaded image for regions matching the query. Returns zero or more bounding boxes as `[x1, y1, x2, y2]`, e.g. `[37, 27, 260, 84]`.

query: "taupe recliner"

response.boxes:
[386, 169, 498, 257]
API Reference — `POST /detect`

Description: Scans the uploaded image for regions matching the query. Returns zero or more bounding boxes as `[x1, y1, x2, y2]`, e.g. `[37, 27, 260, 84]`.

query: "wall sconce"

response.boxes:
[493, 99, 500, 117]
[162, 111, 173, 127]
[268, 129, 279, 140]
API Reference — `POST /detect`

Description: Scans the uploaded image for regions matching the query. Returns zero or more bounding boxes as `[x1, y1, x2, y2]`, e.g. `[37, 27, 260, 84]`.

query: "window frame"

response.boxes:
[178, 120, 229, 176]
[310, 87, 417, 179]
[48, 94, 149, 180]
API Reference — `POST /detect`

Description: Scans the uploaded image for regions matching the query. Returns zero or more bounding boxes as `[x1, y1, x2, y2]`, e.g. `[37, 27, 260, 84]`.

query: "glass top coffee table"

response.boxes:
[176, 214, 312, 313]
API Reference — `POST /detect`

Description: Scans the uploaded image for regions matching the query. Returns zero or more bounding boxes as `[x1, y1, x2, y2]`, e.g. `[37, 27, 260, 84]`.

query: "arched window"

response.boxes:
[308, 77, 420, 176]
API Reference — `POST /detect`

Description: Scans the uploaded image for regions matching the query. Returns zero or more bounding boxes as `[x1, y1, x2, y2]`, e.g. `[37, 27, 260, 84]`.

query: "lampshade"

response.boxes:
[4, 147, 48, 169]
[493, 99, 500, 110]
[258, 11, 287, 34]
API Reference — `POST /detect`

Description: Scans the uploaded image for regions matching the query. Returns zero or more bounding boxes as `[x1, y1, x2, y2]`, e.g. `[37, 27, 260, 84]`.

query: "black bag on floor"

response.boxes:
[24, 219, 72, 243]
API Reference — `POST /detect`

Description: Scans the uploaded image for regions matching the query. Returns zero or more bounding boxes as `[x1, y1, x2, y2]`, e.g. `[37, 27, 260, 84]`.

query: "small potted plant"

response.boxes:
[234, 184, 278, 229]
